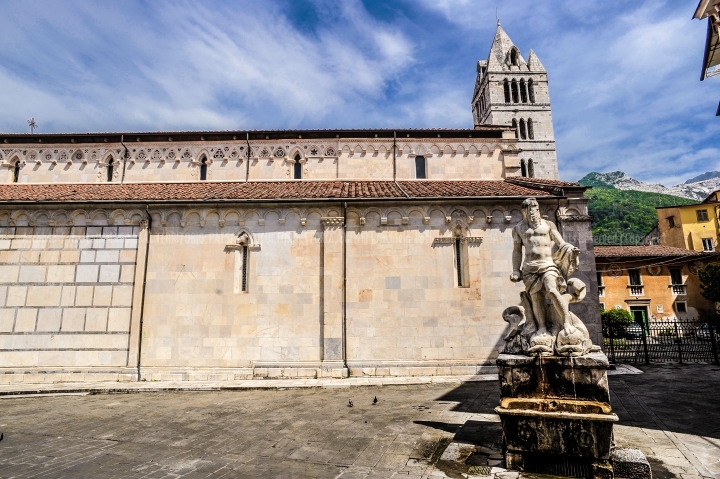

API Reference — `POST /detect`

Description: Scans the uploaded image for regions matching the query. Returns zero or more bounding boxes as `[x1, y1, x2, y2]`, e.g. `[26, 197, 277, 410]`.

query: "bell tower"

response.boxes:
[471, 22, 558, 180]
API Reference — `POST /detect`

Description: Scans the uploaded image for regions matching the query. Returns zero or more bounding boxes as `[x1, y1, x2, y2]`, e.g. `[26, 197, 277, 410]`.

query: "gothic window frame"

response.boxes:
[503, 80, 511, 103]
[12, 159, 21, 183]
[511, 80, 519, 103]
[519, 118, 527, 140]
[520, 79, 528, 103]
[106, 156, 115, 182]
[510, 48, 519, 66]
[293, 153, 303, 179]
[527, 118, 535, 140]
[199, 155, 208, 181]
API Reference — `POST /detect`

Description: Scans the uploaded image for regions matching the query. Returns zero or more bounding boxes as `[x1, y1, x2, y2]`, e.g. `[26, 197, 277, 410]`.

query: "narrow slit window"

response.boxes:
[293, 154, 302, 179]
[107, 157, 114, 182]
[241, 245, 249, 292]
[527, 118, 534, 139]
[528, 79, 535, 103]
[503, 80, 511, 103]
[528, 159, 535, 178]
[519, 119, 527, 140]
[415, 155, 426, 179]
[454, 236, 469, 288]
[455, 238, 463, 287]
[520, 79, 527, 103]
[520, 159, 527, 177]
[511, 80, 519, 103]
[511, 119, 518, 138]
[200, 156, 208, 181]
[12, 161, 20, 183]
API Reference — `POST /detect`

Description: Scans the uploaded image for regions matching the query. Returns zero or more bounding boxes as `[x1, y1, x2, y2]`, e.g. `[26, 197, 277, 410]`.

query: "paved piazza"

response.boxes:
[0, 364, 718, 478]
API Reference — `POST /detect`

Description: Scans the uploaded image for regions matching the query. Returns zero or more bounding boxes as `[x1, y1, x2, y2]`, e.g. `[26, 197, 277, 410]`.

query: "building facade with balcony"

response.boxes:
[595, 245, 717, 327]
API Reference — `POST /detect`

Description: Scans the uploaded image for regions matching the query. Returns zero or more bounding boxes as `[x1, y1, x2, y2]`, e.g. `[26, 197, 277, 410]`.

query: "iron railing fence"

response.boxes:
[601, 318, 720, 364]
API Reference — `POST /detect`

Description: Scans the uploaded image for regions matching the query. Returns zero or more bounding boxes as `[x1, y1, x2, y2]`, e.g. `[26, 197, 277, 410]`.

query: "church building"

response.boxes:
[0, 25, 600, 383]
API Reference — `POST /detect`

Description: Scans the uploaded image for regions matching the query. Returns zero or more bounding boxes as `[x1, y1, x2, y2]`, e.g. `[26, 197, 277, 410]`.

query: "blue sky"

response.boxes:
[0, 0, 718, 185]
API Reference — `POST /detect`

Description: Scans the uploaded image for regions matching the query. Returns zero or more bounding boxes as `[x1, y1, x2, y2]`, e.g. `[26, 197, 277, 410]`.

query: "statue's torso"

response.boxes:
[518, 220, 553, 263]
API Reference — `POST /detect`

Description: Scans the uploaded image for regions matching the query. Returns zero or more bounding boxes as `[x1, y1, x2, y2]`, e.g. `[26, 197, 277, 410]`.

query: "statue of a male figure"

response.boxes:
[509, 198, 589, 355]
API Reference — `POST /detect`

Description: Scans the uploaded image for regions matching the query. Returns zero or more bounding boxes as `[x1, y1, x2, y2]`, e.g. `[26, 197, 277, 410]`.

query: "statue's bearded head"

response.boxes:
[521, 198, 541, 228]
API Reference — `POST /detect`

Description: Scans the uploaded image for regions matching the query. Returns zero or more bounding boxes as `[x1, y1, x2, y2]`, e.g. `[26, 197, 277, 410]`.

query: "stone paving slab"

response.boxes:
[0, 363, 716, 478]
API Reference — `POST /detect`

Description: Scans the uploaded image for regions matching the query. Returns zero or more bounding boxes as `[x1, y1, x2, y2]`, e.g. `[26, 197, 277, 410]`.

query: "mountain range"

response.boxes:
[578, 171, 720, 201]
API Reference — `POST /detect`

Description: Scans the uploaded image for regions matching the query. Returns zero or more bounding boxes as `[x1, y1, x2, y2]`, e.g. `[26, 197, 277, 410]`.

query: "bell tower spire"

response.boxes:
[471, 24, 558, 180]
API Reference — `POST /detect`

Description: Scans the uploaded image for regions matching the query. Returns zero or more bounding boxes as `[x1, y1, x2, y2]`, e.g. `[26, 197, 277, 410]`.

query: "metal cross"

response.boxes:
[27, 118, 38, 134]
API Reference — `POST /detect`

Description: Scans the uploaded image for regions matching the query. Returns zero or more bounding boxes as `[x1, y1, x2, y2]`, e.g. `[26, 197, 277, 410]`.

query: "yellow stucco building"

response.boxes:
[656, 191, 720, 252]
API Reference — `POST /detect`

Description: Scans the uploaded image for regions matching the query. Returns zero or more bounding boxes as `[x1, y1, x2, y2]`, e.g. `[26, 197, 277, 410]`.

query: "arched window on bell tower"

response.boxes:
[528, 159, 535, 178]
[511, 80, 519, 103]
[527, 118, 535, 140]
[503, 80, 511, 103]
[528, 79, 535, 103]
[519, 119, 527, 140]
[511, 119, 518, 139]
[510, 49, 518, 66]
[520, 79, 528, 103]
[520, 159, 527, 178]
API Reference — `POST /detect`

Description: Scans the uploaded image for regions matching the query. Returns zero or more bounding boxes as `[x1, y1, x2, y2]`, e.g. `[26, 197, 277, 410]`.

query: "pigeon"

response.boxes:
[373, 396, 378, 405]
[348, 399, 353, 407]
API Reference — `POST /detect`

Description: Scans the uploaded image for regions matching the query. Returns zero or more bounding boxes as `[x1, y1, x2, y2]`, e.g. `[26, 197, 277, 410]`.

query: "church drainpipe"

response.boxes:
[120, 134, 129, 184]
[392, 131, 409, 198]
[342, 201, 349, 375]
[136, 205, 153, 380]
[245, 132, 251, 182]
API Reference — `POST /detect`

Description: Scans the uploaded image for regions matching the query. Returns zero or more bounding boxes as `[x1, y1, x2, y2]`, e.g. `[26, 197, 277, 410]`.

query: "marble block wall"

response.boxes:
[0, 224, 140, 382]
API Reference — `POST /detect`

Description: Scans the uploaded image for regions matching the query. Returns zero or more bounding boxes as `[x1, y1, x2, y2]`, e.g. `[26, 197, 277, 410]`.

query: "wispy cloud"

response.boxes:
[0, 0, 717, 185]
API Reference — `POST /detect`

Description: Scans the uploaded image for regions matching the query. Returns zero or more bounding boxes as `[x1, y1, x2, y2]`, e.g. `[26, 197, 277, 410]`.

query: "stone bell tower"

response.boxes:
[471, 21, 559, 180]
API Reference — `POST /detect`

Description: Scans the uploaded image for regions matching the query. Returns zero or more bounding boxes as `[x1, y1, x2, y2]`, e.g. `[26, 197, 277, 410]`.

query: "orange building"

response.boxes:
[594, 245, 717, 327]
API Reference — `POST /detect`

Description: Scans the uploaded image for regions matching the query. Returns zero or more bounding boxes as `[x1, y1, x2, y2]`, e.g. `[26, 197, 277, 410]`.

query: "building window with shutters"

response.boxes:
[628, 268, 643, 296]
[696, 209, 709, 221]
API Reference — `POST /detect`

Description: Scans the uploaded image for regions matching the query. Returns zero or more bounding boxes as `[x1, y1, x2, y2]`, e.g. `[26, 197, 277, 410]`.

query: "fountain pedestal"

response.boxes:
[496, 352, 618, 478]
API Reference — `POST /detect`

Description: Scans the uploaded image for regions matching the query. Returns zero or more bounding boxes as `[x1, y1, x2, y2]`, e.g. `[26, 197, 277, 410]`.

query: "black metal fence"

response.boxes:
[601, 318, 720, 364]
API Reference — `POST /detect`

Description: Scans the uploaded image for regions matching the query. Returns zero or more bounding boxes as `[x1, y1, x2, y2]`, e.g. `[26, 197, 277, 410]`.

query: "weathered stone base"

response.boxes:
[612, 447, 652, 479]
[0, 367, 138, 384]
[0, 361, 498, 384]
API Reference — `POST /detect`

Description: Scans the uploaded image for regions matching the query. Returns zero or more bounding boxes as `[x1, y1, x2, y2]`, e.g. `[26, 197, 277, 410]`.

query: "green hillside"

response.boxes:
[582, 187, 695, 245]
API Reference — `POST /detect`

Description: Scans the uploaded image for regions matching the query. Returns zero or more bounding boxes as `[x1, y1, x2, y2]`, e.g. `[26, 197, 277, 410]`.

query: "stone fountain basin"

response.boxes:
[498, 397, 614, 416]
[496, 397, 618, 460]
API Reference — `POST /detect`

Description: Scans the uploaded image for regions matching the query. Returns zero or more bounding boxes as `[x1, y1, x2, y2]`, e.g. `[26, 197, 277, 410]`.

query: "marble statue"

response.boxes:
[503, 198, 599, 357]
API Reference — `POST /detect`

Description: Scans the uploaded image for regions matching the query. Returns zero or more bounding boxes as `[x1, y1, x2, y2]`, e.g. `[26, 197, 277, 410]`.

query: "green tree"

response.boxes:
[601, 308, 633, 338]
[699, 263, 720, 305]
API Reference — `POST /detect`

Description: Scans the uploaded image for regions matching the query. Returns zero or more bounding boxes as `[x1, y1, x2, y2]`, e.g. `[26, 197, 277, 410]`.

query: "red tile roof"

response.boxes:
[594, 245, 718, 258]
[0, 180, 554, 203]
